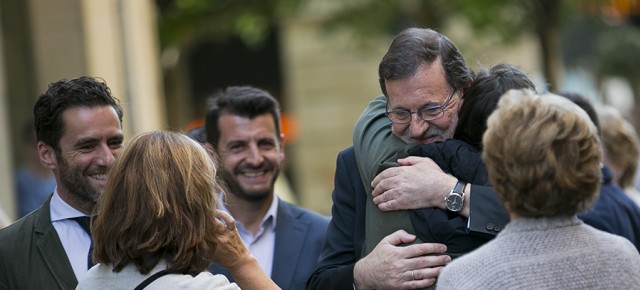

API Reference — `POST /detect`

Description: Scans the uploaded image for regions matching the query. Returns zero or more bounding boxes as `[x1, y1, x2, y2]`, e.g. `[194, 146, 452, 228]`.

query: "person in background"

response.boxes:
[558, 93, 640, 251]
[596, 105, 640, 205]
[0, 76, 124, 290]
[204, 86, 328, 290]
[437, 89, 640, 289]
[15, 120, 56, 217]
[77, 130, 280, 290]
[186, 125, 298, 205]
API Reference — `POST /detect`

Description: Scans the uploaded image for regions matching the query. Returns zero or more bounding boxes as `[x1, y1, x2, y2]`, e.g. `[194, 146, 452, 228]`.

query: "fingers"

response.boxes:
[214, 210, 236, 231]
[362, 234, 451, 290]
[401, 254, 449, 289]
[397, 156, 425, 166]
[373, 189, 394, 206]
[409, 242, 448, 257]
[413, 265, 445, 280]
[402, 276, 437, 289]
[371, 168, 401, 199]
[401, 263, 446, 288]
[371, 166, 396, 192]
[381, 230, 416, 246]
[381, 231, 449, 257]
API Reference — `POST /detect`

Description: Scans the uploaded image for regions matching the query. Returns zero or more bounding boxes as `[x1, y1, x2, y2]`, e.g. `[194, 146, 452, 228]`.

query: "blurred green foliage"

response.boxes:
[156, 0, 640, 94]
[156, 0, 303, 48]
[597, 26, 640, 81]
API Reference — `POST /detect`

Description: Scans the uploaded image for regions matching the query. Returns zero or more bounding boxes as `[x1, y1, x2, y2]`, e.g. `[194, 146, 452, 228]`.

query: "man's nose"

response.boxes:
[410, 114, 429, 138]
[245, 144, 264, 165]
[95, 144, 117, 167]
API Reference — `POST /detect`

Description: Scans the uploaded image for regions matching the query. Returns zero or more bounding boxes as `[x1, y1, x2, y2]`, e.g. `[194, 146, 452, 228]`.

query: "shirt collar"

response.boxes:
[50, 187, 89, 222]
[219, 194, 280, 232]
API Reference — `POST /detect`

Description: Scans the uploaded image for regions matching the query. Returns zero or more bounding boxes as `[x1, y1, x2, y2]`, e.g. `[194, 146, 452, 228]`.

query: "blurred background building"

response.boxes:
[1, 0, 640, 223]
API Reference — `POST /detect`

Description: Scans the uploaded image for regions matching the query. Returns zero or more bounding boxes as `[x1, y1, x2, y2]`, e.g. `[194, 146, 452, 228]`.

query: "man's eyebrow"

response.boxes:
[73, 137, 98, 147]
[389, 100, 440, 110]
[109, 134, 124, 141]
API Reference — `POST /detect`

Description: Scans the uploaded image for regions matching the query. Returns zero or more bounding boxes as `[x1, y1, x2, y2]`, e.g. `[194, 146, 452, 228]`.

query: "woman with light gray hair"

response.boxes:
[437, 89, 640, 289]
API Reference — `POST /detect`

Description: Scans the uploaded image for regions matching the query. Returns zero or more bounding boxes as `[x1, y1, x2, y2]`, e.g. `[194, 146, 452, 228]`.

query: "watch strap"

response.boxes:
[452, 180, 466, 194]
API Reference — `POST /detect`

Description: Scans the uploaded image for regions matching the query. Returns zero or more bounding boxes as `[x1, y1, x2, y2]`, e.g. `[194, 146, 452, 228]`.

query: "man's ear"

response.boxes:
[38, 141, 57, 170]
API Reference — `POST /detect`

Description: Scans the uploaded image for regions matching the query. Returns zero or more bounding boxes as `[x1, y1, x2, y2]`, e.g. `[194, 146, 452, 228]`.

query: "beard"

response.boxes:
[219, 163, 279, 203]
[57, 154, 104, 205]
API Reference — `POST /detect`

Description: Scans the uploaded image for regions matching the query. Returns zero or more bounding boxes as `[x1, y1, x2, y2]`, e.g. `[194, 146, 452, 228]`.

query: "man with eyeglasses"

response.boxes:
[307, 28, 510, 290]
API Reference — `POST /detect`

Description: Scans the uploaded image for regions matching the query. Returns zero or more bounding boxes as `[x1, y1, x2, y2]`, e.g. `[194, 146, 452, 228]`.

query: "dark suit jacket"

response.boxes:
[307, 147, 510, 290]
[209, 198, 329, 290]
[0, 195, 77, 290]
[578, 166, 640, 251]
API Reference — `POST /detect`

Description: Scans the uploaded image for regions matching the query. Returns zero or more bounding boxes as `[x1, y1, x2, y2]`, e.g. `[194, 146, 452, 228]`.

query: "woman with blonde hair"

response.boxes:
[77, 130, 280, 290]
[598, 105, 640, 204]
[437, 90, 640, 289]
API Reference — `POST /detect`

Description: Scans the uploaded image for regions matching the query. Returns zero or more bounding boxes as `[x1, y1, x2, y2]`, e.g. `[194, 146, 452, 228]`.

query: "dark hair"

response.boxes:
[204, 86, 281, 148]
[33, 76, 123, 150]
[186, 126, 207, 145]
[454, 63, 536, 149]
[557, 92, 601, 135]
[378, 27, 473, 97]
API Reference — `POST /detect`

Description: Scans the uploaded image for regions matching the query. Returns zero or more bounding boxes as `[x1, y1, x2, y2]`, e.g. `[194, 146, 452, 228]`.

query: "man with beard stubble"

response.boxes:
[204, 86, 329, 290]
[0, 76, 124, 290]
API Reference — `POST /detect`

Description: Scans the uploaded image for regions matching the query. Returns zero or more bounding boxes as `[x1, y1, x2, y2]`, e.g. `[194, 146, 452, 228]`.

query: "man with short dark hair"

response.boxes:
[0, 76, 124, 290]
[205, 86, 328, 290]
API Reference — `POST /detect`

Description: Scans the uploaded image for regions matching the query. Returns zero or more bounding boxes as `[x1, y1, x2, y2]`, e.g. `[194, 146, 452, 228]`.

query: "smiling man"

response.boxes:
[308, 28, 510, 290]
[204, 86, 328, 290]
[0, 76, 124, 290]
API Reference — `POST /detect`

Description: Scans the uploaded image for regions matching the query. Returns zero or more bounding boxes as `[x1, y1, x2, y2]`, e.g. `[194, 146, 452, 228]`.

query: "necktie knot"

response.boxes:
[72, 216, 92, 236]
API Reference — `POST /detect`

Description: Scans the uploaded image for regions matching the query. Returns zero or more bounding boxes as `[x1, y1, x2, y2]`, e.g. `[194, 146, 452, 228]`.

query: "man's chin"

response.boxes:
[237, 188, 272, 202]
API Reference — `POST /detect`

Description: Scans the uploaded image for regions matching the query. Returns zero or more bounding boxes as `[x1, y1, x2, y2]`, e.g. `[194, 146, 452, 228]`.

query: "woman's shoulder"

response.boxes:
[148, 271, 240, 290]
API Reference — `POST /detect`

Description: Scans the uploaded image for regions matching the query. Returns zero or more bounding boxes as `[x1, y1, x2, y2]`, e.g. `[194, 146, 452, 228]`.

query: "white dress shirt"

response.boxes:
[220, 196, 278, 277]
[50, 188, 92, 282]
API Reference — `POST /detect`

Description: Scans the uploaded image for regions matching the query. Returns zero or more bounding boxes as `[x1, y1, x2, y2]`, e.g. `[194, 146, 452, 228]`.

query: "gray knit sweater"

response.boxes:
[437, 216, 640, 289]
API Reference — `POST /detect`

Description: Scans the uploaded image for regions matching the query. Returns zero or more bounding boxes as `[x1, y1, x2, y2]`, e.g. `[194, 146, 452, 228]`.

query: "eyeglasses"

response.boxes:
[385, 90, 457, 124]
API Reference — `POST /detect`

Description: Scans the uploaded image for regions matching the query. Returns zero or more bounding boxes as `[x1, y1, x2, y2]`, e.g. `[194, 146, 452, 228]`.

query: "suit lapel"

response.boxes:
[271, 200, 309, 290]
[34, 197, 78, 289]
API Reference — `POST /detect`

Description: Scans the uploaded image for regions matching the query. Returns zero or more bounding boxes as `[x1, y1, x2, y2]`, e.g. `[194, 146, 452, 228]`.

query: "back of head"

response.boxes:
[33, 76, 123, 150]
[93, 130, 221, 275]
[186, 125, 208, 145]
[454, 63, 535, 148]
[557, 92, 601, 134]
[378, 27, 472, 97]
[598, 105, 640, 188]
[482, 89, 601, 218]
[204, 86, 281, 148]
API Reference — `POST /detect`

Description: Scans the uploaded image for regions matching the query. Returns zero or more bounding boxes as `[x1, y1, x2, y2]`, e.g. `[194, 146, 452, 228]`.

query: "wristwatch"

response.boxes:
[445, 180, 467, 212]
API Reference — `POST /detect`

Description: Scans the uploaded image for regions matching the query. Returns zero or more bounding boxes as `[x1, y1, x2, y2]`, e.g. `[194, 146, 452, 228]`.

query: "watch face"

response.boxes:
[446, 193, 464, 212]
